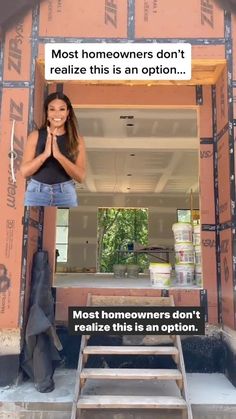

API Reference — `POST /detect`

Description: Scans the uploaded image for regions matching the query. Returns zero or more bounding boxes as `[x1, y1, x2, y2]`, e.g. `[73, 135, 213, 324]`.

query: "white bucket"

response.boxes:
[149, 263, 172, 288]
[195, 264, 202, 287]
[172, 223, 192, 243]
[175, 243, 194, 264]
[194, 245, 202, 265]
[193, 224, 201, 246]
[175, 264, 194, 286]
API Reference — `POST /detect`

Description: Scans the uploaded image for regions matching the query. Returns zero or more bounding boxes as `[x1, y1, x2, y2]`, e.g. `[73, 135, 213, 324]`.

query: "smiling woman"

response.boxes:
[20, 92, 86, 207]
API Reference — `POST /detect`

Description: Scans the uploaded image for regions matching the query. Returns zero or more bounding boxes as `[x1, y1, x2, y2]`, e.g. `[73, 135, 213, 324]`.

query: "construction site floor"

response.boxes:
[0, 369, 236, 419]
[54, 272, 201, 289]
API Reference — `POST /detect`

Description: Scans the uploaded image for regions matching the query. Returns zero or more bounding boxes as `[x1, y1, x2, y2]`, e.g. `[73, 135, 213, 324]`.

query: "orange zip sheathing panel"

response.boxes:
[43, 207, 57, 280]
[135, 0, 224, 39]
[22, 208, 41, 324]
[216, 69, 229, 133]
[201, 231, 218, 324]
[218, 132, 231, 224]
[192, 45, 225, 60]
[200, 143, 215, 224]
[0, 89, 29, 328]
[3, 10, 32, 81]
[233, 88, 236, 120]
[63, 84, 196, 106]
[39, 0, 128, 38]
[220, 229, 235, 329]
[33, 62, 46, 127]
[199, 86, 213, 138]
[199, 86, 215, 225]
[231, 15, 236, 79]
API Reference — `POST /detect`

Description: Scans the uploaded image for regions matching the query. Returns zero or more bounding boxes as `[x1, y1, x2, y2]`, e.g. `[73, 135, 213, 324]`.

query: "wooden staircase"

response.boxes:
[71, 295, 193, 419]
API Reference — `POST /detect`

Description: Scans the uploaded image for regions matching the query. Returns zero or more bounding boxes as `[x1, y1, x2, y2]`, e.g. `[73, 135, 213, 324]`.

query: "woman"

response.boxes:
[21, 92, 86, 207]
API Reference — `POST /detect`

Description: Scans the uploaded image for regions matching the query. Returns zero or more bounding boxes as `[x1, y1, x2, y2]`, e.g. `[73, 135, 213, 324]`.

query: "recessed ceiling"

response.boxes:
[75, 108, 199, 194]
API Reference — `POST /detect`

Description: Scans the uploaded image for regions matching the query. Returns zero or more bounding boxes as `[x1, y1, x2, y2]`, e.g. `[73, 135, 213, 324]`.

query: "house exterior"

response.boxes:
[0, 0, 236, 386]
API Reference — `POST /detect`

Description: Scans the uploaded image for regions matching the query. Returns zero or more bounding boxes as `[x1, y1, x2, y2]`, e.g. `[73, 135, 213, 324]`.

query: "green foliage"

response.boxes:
[97, 208, 148, 273]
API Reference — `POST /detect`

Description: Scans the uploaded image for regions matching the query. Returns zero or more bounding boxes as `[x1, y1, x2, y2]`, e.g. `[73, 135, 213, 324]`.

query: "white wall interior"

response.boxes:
[57, 107, 199, 272]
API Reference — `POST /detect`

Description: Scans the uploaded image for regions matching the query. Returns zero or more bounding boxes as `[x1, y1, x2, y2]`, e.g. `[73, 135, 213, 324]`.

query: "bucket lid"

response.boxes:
[175, 263, 195, 268]
[149, 263, 171, 268]
[172, 222, 192, 231]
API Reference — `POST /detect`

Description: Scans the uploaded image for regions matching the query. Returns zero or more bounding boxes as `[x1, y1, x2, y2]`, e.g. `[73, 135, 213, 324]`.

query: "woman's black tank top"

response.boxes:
[32, 129, 74, 184]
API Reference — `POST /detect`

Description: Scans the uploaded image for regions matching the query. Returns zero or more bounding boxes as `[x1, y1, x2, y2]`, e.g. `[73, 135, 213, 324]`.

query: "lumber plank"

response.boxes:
[83, 345, 178, 356]
[80, 368, 182, 380]
[77, 395, 187, 409]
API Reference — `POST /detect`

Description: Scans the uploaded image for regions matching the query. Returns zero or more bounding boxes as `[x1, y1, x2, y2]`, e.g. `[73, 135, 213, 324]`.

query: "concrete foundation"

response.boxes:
[0, 370, 236, 419]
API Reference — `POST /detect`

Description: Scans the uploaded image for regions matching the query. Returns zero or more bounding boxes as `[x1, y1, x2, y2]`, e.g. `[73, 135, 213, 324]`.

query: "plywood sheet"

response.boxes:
[3, 10, 32, 81]
[217, 131, 231, 224]
[200, 144, 215, 224]
[39, 0, 127, 38]
[220, 229, 235, 329]
[0, 88, 29, 328]
[135, 0, 224, 39]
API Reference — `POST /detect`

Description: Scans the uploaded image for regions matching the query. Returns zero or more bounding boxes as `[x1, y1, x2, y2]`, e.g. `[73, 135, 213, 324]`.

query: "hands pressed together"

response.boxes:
[43, 127, 62, 160]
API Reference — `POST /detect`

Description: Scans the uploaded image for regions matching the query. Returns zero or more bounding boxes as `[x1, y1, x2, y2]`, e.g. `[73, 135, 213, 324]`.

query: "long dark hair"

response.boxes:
[41, 92, 80, 160]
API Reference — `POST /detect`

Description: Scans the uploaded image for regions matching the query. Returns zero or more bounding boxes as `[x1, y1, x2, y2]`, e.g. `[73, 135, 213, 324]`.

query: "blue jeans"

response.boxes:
[24, 179, 78, 207]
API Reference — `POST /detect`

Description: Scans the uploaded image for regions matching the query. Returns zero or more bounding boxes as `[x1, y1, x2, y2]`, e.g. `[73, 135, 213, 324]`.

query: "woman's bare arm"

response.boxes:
[20, 130, 51, 178]
[52, 135, 86, 183]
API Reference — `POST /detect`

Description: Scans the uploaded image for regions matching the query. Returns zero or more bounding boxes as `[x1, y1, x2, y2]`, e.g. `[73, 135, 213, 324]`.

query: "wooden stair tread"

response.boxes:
[84, 345, 178, 355]
[77, 395, 187, 409]
[81, 368, 182, 380]
[90, 295, 173, 306]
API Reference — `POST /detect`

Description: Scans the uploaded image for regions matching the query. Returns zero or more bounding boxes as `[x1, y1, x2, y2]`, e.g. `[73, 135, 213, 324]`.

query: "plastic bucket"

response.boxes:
[127, 264, 139, 279]
[175, 264, 194, 286]
[193, 224, 201, 246]
[195, 265, 202, 287]
[113, 264, 126, 278]
[172, 223, 192, 243]
[175, 243, 194, 264]
[149, 263, 172, 288]
[194, 245, 202, 265]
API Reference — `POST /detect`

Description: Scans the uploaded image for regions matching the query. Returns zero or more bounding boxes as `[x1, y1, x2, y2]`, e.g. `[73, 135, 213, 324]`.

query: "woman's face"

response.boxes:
[47, 98, 70, 132]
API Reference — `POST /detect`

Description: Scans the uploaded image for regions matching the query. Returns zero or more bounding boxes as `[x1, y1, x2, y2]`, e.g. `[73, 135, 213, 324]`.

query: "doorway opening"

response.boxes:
[55, 106, 199, 281]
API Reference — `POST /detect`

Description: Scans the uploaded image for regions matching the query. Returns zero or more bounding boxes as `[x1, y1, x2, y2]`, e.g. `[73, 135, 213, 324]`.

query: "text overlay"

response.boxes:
[68, 306, 205, 335]
[45, 43, 191, 81]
